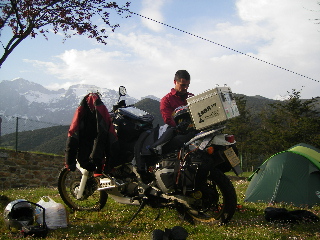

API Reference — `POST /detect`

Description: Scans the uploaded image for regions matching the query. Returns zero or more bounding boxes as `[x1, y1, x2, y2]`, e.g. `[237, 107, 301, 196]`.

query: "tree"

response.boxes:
[258, 89, 320, 155]
[0, 0, 131, 67]
[225, 95, 260, 170]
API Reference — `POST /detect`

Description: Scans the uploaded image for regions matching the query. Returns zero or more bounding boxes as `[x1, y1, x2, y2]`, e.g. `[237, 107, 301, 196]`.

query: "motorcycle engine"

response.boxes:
[125, 182, 139, 197]
[154, 168, 175, 194]
[154, 158, 178, 194]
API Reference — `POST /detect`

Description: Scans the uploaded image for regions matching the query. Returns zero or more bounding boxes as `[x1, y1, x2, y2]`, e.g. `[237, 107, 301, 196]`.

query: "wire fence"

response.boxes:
[0, 114, 68, 154]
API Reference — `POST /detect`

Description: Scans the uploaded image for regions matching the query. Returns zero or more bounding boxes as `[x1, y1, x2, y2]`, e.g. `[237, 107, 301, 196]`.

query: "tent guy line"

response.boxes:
[129, 11, 320, 84]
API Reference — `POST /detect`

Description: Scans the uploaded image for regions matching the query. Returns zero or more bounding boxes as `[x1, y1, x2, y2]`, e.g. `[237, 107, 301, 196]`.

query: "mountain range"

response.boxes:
[0, 78, 160, 129]
[1, 78, 318, 136]
[1, 78, 319, 155]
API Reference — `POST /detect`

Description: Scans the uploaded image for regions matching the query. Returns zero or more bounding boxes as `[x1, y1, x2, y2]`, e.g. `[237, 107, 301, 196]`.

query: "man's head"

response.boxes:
[174, 70, 190, 94]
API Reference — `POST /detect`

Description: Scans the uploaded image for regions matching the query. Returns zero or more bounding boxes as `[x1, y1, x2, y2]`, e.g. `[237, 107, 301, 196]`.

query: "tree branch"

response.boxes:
[0, 0, 131, 67]
[10, 0, 24, 32]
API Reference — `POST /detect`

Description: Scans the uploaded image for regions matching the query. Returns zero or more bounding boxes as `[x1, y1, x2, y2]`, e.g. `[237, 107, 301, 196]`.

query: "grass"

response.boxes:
[1, 176, 319, 239]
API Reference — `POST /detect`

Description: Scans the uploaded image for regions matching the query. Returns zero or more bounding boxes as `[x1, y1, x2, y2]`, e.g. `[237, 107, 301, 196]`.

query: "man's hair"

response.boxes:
[175, 70, 190, 81]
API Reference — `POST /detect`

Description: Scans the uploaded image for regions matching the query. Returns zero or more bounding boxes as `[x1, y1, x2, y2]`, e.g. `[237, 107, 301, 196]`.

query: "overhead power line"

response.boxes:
[130, 11, 319, 84]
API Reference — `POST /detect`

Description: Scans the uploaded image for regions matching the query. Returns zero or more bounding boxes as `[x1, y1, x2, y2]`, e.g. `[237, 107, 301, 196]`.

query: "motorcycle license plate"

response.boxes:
[224, 147, 240, 167]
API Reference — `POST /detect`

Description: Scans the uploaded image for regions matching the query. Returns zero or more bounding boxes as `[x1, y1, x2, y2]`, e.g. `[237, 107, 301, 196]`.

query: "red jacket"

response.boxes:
[65, 93, 119, 172]
[160, 88, 193, 127]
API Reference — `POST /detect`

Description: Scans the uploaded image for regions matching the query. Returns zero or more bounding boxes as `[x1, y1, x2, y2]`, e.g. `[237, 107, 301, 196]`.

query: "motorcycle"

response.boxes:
[58, 86, 242, 224]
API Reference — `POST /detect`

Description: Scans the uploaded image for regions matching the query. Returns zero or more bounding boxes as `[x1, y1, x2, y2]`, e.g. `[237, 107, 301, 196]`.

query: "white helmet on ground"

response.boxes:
[3, 199, 34, 230]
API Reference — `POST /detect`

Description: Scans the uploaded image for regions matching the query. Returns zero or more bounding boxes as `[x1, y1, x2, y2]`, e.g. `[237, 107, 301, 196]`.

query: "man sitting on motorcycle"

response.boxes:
[160, 70, 194, 127]
[151, 70, 196, 154]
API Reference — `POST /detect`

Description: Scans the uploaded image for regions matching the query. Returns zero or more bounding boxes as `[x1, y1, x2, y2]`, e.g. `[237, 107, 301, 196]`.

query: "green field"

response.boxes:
[1, 176, 319, 240]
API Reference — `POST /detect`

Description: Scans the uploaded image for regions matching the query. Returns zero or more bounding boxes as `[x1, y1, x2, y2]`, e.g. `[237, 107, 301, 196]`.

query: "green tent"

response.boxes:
[245, 143, 320, 207]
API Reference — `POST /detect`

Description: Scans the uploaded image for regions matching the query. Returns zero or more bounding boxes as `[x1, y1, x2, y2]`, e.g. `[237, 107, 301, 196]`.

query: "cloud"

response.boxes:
[19, 0, 320, 100]
[25, 49, 131, 90]
[235, 0, 319, 57]
[139, 0, 167, 32]
[208, 0, 320, 98]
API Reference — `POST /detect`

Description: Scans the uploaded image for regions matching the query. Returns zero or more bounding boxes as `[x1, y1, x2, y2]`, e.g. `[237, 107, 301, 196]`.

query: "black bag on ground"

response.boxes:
[264, 207, 319, 224]
[150, 226, 188, 240]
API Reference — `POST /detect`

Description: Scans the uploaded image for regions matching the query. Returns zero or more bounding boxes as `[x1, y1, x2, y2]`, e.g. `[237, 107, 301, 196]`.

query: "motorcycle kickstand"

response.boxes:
[175, 202, 195, 225]
[127, 197, 148, 225]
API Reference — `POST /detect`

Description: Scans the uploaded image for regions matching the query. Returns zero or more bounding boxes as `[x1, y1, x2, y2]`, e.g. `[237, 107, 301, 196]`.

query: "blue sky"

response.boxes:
[1, 0, 319, 100]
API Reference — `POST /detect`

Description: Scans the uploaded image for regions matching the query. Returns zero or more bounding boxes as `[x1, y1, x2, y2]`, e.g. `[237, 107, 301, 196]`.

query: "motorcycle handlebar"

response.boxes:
[111, 101, 135, 112]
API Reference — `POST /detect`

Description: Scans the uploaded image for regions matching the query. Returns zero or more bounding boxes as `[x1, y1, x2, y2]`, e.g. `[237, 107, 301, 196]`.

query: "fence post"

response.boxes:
[15, 117, 18, 152]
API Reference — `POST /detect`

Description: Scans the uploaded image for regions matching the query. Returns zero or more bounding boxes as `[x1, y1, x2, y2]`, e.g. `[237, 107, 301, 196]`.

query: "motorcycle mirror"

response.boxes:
[119, 86, 127, 96]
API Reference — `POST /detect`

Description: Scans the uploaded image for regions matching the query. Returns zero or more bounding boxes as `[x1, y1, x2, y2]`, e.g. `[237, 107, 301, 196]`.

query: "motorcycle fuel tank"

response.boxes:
[187, 87, 240, 130]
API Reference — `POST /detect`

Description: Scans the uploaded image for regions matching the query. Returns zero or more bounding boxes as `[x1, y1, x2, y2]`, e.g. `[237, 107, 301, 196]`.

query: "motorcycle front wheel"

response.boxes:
[58, 168, 108, 211]
[186, 168, 237, 224]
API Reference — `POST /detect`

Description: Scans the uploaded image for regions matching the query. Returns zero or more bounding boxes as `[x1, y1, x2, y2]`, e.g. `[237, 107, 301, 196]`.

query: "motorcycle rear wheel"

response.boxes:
[58, 168, 108, 211]
[187, 168, 237, 224]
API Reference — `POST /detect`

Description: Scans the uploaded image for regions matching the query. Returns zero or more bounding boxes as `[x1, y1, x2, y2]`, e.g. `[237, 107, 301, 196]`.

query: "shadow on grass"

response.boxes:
[0, 195, 11, 209]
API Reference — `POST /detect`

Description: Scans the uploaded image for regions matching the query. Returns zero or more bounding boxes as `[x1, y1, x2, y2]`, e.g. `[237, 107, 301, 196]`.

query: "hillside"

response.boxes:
[134, 98, 164, 127]
[0, 98, 163, 155]
[0, 125, 69, 155]
[1, 95, 318, 155]
[0, 95, 256, 155]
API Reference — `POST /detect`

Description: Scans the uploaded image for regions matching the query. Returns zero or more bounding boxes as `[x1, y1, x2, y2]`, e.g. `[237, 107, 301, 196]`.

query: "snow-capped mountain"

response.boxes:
[0, 78, 138, 126]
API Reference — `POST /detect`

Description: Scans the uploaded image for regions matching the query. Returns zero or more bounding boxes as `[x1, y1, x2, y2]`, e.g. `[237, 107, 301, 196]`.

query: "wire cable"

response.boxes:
[130, 11, 319, 84]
